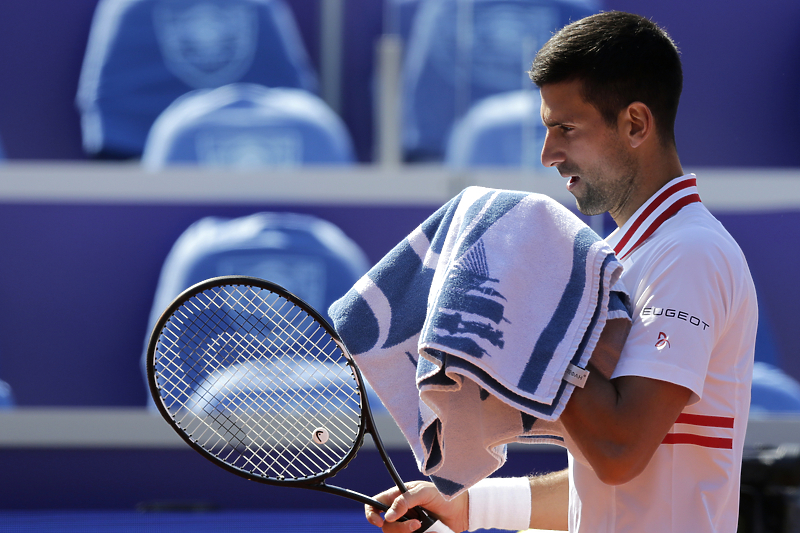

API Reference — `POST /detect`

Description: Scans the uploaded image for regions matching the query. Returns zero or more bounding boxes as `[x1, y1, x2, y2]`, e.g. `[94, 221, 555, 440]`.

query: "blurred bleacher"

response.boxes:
[1, 0, 800, 166]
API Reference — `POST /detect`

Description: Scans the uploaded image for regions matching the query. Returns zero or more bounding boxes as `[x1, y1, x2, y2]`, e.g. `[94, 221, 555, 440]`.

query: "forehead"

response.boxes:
[539, 80, 601, 125]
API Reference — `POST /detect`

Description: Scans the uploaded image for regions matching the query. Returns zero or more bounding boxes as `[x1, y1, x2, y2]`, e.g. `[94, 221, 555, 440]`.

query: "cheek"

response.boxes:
[568, 143, 603, 173]
[583, 136, 629, 174]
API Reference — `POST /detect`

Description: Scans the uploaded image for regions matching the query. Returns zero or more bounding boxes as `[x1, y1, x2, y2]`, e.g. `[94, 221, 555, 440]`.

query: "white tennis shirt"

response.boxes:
[566, 174, 758, 533]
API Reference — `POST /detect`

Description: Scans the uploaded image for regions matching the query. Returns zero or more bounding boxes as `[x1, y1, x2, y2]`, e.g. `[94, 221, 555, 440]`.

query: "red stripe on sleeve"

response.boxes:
[662, 433, 733, 449]
[674, 413, 735, 428]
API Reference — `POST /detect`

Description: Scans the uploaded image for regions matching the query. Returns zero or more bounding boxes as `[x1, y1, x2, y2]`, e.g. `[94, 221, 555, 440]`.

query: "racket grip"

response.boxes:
[411, 507, 454, 533]
[418, 519, 456, 533]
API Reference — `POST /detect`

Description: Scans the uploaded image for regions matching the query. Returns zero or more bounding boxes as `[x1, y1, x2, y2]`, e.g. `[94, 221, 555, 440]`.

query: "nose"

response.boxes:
[541, 130, 565, 168]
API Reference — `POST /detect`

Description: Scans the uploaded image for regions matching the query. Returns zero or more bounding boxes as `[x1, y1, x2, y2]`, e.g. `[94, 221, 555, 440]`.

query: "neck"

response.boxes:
[611, 145, 684, 228]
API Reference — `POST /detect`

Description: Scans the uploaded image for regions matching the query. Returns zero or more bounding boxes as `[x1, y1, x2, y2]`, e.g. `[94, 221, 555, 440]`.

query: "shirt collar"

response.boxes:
[606, 174, 701, 261]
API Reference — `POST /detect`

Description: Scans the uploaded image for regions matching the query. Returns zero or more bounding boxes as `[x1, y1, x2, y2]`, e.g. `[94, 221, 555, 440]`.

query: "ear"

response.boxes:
[621, 102, 654, 149]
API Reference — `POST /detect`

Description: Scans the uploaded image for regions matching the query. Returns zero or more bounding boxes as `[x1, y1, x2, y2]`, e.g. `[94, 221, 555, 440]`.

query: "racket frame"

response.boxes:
[146, 276, 419, 516]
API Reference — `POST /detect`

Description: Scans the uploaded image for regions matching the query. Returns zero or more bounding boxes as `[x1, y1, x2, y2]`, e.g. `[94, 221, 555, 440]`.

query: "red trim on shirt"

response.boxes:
[618, 194, 701, 260]
[674, 413, 735, 429]
[613, 178, 697, 255]
[661, 414, 735, 449]
[662, 433, 733, 449]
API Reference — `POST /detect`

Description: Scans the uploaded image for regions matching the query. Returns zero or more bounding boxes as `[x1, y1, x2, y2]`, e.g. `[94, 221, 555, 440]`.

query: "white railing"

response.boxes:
[1, 163, 799, 212]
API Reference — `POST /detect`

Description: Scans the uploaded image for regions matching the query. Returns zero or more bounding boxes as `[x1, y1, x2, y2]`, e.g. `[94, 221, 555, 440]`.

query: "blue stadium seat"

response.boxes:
[142, 212, 373, 408]
[0, 133, 5, 160]
[0, 378, 13, 409]
[76, 0, 318, 159]
[750, 362, 800, 414]
[749, 302, 800, 414]
[141, 83, 355, 168]
[754, 298, 780, 366]
[444, 89, 545, 168]
[384, 0, 421, 42]
[401, 0, 599, 161]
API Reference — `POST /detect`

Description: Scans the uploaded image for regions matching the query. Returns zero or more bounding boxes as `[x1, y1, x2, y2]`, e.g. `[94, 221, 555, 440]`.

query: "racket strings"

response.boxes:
[153, 283, 364, 481]
[161, 327, 356, 478]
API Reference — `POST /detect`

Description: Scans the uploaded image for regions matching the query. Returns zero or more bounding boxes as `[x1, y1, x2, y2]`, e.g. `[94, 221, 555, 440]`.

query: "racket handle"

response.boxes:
[418, 519, 456, 533]
[411, 507, 455, 533]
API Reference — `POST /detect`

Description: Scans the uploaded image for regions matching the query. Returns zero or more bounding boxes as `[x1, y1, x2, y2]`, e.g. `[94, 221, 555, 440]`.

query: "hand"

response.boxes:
[365, 480, 469, 533]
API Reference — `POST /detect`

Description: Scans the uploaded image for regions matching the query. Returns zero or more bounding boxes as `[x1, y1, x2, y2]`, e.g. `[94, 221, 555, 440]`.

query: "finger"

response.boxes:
[366, 486, 404, 527]
[374, 486, 404, 507]
[383, 518, 422, 533]
[384, 492, 412, 523]
[394, 483, 441, 518]
[368, 504, 422, 533]
[365, 503, 385, 528]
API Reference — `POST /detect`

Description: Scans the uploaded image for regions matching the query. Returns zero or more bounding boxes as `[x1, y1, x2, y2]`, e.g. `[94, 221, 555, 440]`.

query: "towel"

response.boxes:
[329, 186, 630, 498]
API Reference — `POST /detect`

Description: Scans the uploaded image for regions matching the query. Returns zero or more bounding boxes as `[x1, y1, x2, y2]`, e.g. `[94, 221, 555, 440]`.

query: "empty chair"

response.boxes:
[77, 0, 318, 159]
[401, 0, 599, 161]
[749, 303, 800, 414]
[0, 378, 13, 408]
[444, 89, 545, 168]
[142, 83, 355, 168]
[754, 298, 780, 366]
[142, 212, 373, 408]
[750, 362, 800, 414]
[384, 0, 422, 43]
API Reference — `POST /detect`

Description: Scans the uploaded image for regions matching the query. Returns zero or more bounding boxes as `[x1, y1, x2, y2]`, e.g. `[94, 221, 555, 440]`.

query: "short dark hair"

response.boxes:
[529, 11, 683, 146]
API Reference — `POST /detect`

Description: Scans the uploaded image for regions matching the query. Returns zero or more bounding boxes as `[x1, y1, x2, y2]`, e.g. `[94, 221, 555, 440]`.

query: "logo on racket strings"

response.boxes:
[312, 427, 330, 445]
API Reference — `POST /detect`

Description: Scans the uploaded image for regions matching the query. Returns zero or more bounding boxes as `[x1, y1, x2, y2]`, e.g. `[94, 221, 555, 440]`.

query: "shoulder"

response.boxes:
[623, 203, 755, 316]
[637, 204, 746, 271]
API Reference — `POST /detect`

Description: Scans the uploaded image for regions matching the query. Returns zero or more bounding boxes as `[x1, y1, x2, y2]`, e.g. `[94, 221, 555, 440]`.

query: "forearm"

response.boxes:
[466, 471, 568, 532]
[560, 366, 692, 485]
[559, 365, 643, 483]
[528, 469, 569, 531]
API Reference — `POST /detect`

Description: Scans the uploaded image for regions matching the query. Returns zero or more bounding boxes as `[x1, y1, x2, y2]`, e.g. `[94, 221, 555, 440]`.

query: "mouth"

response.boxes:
[555, 165, 580, 190]
[564, 175, 580, 189]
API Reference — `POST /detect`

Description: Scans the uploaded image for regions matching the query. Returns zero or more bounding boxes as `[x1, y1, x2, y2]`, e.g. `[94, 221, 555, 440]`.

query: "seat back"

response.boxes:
[750, 362, 800, 414]
[142, 83, 355, 168]
[142, 212, 370, 407]
[384, 0, 421, 42]
[77, 0, 318, 159]
[0, 379, 13, 408]
[444, 89, 545, 168]
[401, 0, 599, 161]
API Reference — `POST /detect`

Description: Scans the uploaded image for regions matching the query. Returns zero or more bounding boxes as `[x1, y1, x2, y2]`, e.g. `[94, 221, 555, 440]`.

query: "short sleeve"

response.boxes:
[612, 232, 732, 404]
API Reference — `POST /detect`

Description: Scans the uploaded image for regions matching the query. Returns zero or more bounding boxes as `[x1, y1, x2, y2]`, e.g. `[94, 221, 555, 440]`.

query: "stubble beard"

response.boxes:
[570, 149, 638, 218]
[575, 179, 613, 216]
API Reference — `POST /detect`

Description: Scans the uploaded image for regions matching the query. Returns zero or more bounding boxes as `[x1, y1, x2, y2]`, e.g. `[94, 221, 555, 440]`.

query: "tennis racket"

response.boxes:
[146, 275, 448, 532]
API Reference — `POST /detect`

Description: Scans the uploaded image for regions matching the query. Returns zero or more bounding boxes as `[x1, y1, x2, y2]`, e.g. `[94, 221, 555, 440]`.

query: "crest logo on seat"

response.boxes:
[154, 0, 258, 88]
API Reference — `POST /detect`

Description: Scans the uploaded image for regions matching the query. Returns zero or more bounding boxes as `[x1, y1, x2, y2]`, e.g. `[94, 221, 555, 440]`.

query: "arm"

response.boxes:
[560, 368, 692, 485]
[526, 469, 569, 531]
[560, 318, 692, 485]
[366, 318, 689, 531]
[365, 470, 569, 533]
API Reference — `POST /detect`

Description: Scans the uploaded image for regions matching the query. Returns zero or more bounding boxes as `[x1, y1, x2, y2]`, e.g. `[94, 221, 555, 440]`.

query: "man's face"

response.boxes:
[539, 80, 638, 219]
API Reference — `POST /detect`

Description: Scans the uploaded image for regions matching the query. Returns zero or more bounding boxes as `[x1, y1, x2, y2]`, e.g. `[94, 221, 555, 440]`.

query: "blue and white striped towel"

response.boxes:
[329, 186, 630, 498]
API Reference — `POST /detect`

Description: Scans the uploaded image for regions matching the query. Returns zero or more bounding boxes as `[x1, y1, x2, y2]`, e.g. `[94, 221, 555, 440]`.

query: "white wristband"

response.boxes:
[467, 477, 531, 531]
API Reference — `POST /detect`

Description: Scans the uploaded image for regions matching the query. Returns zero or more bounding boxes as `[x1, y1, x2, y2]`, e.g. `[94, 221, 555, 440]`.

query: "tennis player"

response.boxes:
[366, 11, 757, 533]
